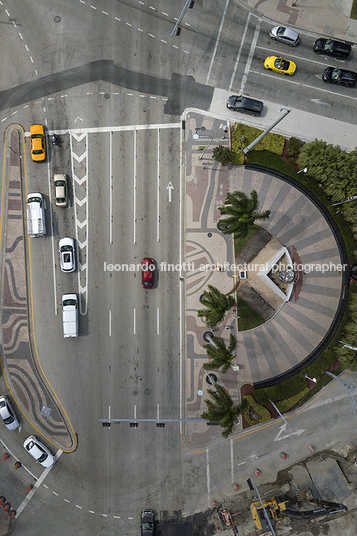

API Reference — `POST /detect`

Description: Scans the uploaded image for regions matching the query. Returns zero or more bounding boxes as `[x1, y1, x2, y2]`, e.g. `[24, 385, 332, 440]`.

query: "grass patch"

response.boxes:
[231, 123, 285, 165]
[236, 296, 265, 331]
[276, 387, 309, 412]
[242, 395, 271, 425]
[234, 224, 260, 255]
[351, 0, 357, 19]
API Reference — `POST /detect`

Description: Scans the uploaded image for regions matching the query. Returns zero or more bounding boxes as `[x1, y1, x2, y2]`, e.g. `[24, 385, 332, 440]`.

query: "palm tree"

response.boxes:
[203, 334, 237, 374]
[217, 190, 270, 238]
[198, 285, 235, 326]
[201, 384, 248, 438]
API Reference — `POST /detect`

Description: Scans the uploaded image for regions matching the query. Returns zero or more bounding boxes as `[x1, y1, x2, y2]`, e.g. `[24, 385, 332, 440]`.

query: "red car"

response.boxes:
[141, 258, 155, 289]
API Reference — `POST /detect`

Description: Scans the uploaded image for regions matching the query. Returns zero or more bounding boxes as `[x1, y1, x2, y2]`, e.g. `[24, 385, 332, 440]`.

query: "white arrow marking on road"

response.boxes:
[166, 181, 174, 202]
[74, 116, 83, 123]
[274, 423, 305, 442]
[309, 98, 330, 106]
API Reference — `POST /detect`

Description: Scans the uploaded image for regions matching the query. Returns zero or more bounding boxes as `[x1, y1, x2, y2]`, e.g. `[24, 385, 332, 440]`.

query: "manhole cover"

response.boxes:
[104, 93, 111, 99]
[144, 388, 151, 396]
[54, 16, 61, 23]
[207, 232, 212, 238]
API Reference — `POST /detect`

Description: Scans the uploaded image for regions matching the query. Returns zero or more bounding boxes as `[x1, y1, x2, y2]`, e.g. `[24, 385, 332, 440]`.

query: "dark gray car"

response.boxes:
[226, 95, 263, 116]
[313, 38, 351, 59]
[141, 510, 155, 536]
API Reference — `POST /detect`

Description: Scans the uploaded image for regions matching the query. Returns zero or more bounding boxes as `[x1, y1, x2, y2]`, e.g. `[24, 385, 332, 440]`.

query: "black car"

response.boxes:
[322, 66, 357, 87]
[141, 510, 155, 536]
[313, 38, 351, 59]
[226, 95, 263, 116]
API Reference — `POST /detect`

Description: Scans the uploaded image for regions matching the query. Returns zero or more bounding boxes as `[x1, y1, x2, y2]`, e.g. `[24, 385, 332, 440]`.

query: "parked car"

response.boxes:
[322, 66, 357, 87]
[23, 435, 55, 467]
[141, 258, 155, 289]
[59, 238, 76, 272]
[226, 95, 263, 116]
[54, 174, 68, 207]
[269, 26, 299, 46]
[0, 396, 19, 431]
[141, 510, 155, 536]
[264, 56, 296, 75]
[30, 124, 46, 162]
[313, 38, 351, 59]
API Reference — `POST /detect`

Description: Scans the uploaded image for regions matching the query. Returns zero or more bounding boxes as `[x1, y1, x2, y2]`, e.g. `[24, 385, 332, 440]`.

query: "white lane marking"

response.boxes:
[206, 0, 230, 84]
[256, 45, 344, 67]
[133, 129, 137, 245]
[76, 505, 83, 509]
[16, 450, 63, 517]
[237, 461, 246, 466]
[230, 439, 234, 483]
[229, 12, 251, 91]
[133, 308, 136, 335]
[108, 405, 111, 421]
[0, 439, 37, 480]
[179, 122, 183, 432]
[64, 499, 70, 503]
[249, 69, 357, 101]
[47, 156, 58, 315]
[109, 310, 112, 336]
[157, 403, 160, 420]
[134, 405, 137, 420]
[49, 123, 180, 136]
[157, 129, 160, 243]
[274, 423, 305, 442]
[157, 308, 160, 335]
[53, 491, 59, 496]
[239, 19, 261, 95]
[206, 449, 211, 505]
[109, 130, 113, 244]
[166, 181, 174, 202]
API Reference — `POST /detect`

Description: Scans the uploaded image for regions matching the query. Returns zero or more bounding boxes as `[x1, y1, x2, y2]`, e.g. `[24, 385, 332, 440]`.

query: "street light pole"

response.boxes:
[193, 133, 213, 160]
[242, 108, 291, 155]
[247, 476, 277, 536]
[325, 371, 357, 421]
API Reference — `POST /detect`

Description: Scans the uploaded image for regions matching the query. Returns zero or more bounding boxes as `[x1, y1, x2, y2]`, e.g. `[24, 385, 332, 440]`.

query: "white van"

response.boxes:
[27, 193, 46, 237]
[62, 293, 79, 338]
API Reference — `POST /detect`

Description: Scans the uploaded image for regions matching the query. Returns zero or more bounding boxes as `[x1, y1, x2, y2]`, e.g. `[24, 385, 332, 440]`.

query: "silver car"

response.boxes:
[59, 238, 76, 273]
[23, 435, 55, 467]
[0, 395, 19, 431]
[269, 26, 299, 46]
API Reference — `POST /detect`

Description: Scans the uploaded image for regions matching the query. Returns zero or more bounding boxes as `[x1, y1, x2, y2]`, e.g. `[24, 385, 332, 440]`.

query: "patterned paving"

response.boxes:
[0, 126, 75, 451]
[184, 112, 347, 446]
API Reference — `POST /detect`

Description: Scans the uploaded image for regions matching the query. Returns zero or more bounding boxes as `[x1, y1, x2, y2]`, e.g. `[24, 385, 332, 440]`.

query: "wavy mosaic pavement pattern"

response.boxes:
[0, 128, 74, 449]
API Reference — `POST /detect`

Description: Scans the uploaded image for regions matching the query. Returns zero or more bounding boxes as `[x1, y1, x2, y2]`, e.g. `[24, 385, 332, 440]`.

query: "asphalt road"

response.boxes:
[1, 1, 357, 535]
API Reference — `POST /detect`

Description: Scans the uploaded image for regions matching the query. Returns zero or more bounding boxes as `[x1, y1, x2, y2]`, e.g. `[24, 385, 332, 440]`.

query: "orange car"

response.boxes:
[30, 124, 46, 161]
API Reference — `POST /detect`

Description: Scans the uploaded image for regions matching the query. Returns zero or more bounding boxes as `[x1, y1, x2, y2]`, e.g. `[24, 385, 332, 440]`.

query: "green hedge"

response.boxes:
[276, 388, 309, 413]
[242, 395, 271, 425]
[231, 123, 285, 165]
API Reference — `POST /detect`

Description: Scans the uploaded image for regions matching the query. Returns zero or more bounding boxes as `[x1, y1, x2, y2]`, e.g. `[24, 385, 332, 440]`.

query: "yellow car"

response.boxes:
[30, 124, 46, 161]
[264, 56, 296, 75]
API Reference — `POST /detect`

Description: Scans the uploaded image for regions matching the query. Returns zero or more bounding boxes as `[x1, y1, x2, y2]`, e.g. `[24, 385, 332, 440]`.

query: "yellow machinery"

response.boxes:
[251, 496, 289, 530]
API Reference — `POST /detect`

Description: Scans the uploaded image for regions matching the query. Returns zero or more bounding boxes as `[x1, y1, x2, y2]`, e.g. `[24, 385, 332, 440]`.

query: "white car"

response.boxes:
[23, 436, 55, 467]
[59, 238, 76, 273]
[54, 173, 68, 207]
[0, 396, 19, 431]
[269, 26, 299, 47]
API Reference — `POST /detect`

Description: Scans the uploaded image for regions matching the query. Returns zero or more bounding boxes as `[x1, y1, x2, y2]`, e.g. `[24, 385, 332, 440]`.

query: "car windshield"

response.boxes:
[63, 299, 76, 306]
[28, 197, 41, 203]
[331, 69, 342, 80]
[31, 134, 43, 139]
[276, 27, 285, 35]
[142, 522, 153, 530]
[275, 58, 289, 70]
[61, 246, 73, 252]
[324, 39, 334, 51]
[3, 415, 15, 425]
[37, 450, 48, 463]
[55, 180, 65, 186]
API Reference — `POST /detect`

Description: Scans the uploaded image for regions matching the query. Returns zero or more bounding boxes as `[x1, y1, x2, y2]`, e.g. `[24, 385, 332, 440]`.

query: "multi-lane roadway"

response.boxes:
[1, 1, 357, 535]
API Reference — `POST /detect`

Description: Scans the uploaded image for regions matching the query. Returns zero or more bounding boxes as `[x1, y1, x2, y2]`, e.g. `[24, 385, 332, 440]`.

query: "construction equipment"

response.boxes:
[251, 496, 289, 531]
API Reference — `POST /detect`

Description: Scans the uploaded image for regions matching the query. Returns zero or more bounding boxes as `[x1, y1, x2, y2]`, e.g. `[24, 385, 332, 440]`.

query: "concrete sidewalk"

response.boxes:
[238, 0, 357, 41]
[209, 88, 357, 152]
